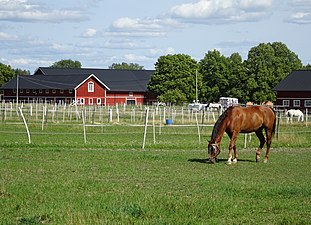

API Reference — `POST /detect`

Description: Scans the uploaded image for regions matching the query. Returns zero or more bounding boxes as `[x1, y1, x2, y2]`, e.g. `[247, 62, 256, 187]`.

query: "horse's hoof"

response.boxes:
[264, 159, 268, 163]
[208, 159, 215, 164]
[232, 159, 237, 164]
[227, 160, 232, 165]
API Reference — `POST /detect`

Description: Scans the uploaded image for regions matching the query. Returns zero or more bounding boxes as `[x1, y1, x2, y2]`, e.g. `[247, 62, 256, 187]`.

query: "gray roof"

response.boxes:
[273, 70, 311, 91]
[2, 67, 154, 92]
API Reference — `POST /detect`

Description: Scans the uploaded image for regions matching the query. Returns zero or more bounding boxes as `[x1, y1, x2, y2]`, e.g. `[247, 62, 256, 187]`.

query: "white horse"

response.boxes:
[285, 109, 304, 123]
[188, 101, 207, 111]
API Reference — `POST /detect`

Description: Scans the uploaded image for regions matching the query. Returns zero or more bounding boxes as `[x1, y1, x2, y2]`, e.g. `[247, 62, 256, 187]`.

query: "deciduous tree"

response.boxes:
[147, 54, 199, 104]
[244, 42, 302, 103]
[109, 62, 144, 70]
[0, 63, 15, 86]
[51, 59, 82, 68]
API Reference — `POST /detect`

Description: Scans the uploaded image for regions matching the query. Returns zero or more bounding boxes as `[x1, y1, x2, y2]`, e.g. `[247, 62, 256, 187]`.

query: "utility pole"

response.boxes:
[16, 75, 19, 107]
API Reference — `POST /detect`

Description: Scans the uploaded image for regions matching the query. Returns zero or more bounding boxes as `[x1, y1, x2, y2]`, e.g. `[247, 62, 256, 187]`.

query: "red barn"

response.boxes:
[273, 70, 311, 110]
[1, 67, 156, 106]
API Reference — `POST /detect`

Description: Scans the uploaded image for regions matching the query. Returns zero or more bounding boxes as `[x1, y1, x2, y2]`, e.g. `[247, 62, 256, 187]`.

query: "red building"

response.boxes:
[1, 67, 156, 106]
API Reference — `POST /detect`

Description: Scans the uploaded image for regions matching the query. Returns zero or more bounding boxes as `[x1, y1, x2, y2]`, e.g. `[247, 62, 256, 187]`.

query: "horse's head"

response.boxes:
[208, 141, 220, 164]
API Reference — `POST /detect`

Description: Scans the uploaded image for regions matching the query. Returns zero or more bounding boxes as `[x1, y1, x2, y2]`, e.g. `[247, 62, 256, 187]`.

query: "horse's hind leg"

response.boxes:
[263, 128, 273, 163]
[255, 129, 265, 162]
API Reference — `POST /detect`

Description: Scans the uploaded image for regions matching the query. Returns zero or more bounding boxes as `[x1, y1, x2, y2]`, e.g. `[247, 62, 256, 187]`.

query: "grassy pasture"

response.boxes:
[0, 117, 311, 224]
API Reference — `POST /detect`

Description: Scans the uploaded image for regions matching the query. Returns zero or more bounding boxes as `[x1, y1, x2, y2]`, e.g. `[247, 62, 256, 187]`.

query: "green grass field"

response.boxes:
[1, 119, 311, 224]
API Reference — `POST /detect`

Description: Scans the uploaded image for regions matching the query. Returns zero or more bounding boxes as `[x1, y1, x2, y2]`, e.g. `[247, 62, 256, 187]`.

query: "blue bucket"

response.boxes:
[166, 119, 173, 125]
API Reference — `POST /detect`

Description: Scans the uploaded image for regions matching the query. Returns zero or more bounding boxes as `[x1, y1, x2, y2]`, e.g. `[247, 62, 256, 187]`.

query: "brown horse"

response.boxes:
[208, 105, 276, 164]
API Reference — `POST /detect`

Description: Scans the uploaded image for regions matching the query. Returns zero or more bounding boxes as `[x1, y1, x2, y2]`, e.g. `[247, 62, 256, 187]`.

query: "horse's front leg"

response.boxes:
[227, 133, 238, 164]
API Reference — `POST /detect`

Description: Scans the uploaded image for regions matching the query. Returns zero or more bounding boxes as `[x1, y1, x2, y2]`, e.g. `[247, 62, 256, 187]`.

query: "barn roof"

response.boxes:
[2, 67, 154, 92]
[273, 70, 311, 92]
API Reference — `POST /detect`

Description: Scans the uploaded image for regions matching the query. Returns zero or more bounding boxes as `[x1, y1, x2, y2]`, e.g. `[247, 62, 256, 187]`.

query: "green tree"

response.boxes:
[51, 59, 82, 68]
[244, 42, 302, 103]
[226, 53, 249, 102]
[0, 63, 15, 86]
[147, 54, 199, 104]
[109, 62, 144, 70]
[303, 64, 311, 70]
[199, 50, 232, 103]
[14, 68, 30, 76]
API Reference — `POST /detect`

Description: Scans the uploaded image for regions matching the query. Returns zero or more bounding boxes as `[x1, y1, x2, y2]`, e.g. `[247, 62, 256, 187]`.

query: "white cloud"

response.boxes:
[165, 47, 175, 55]
[287, 12, 311, 24]
[0, 0, 87, 23]
[83, 28, 97, 37]
[286, 0, 311, 24]
[0, 32, 18, 40]
[124, 54, 150, 62]
[169, 0, 273, 23]
[109, 17, 182, 37]
[4, 57, 53, 71]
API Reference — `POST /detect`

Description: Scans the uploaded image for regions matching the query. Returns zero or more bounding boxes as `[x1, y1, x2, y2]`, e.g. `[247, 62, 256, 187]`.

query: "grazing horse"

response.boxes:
[208, 105, 276, 164]
[285, 109, 304, 123]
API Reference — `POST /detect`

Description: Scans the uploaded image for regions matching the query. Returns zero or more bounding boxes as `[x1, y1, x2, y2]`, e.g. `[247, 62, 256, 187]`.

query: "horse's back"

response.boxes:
[227, 106, 275, 132]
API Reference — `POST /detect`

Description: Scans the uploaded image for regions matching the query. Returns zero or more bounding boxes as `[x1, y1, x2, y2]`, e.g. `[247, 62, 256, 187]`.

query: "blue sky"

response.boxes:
[0, 0, 310, 73]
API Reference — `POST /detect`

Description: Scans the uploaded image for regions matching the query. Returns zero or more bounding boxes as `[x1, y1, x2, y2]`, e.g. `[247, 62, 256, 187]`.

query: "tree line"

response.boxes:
[148, 42, 311, 104]
[1, 42, 310, 104]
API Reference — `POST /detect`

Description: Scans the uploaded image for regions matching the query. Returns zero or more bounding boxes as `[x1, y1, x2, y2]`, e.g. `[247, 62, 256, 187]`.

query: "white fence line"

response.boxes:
[1, 103, 311, 148]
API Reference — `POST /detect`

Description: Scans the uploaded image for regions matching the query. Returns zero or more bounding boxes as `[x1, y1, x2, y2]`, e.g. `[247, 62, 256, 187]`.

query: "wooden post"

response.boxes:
[152, 110, 156, 144]
[19, 107, 31, 144]
[142, 107, 149, 149]
[195, 112, 201, 144]
[276, 111, 280, 141]
[305, 108, 308, 127]
[82, 110, 87, 144]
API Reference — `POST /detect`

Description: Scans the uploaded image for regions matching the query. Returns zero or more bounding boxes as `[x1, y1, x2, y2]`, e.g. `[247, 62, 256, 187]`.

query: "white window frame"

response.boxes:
[79, 98, 85, 105]
[305, 100, 311, 108]
[89, 98, 93, 105]
[60, 90, 64, 94]
[88, 82, 94, 92]
[293, 100, 300, 107]
[129, 92, 133, 96]
[69, 89, 73, 94]
[52, 89, 56, 94]
[283, 100, 289, 107]
[97, 98, 101, 105]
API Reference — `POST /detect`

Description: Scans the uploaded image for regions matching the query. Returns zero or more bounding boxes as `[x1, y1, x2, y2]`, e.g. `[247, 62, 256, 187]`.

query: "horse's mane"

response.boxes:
[211, 106, 235, 142]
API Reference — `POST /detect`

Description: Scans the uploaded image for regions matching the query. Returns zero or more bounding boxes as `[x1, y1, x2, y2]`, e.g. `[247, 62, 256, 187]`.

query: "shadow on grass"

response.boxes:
[188, 158, 255, 163]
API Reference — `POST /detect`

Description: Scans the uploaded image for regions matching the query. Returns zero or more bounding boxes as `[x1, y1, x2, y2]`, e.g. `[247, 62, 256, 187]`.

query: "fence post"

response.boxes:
[82, 110, 87, 144]
[276, 111, 281, 141]
[305, 108, 308, 127]
[195, 112, 201, 144]
[152, 110, 156, 144]
[42, 106, 45, 131]
[19, 107, 31, 144]
[142, 107, 149, 149]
